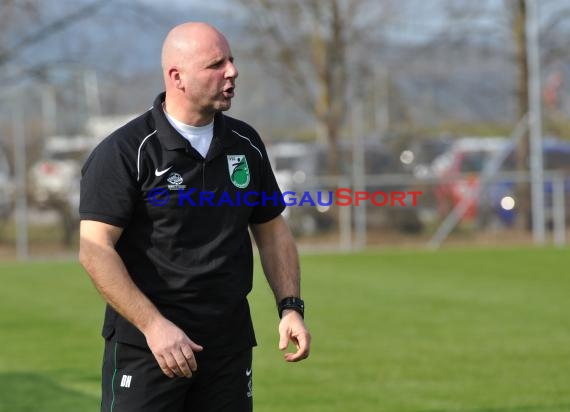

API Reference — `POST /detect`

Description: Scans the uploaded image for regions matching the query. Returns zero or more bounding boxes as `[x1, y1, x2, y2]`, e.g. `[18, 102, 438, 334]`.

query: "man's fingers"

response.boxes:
[190, 342, 204, 352]
[283, 331, 311, 362]
[164, 352, 191, 378]
[181, 346, 198, 372]
[155, 349, 198, 378]
[164, 354, 182, 377]
[172, 350, 192, 378]
[146, 323, 203, 378]
[156, 354, 176, 378]
[284, 345, 309, 362]
[284, 346, 310, 362]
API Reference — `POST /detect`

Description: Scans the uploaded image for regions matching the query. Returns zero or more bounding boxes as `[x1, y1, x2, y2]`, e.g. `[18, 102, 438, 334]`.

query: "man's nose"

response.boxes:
[226, 61, 238, 79]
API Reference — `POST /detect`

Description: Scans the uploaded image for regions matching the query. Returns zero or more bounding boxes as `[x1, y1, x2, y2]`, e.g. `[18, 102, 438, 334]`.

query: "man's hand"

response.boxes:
[79, 220, 204, 379]
[278, 310, 311, 362]
[144, 317, 203, 378]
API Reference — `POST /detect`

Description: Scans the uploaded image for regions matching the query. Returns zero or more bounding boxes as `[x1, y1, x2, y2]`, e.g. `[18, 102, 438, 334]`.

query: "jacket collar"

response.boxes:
[151, 92, 236, 157]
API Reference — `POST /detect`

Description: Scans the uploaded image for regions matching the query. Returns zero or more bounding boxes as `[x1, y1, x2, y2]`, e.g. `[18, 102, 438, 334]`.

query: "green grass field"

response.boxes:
[0, 247, 569, 411]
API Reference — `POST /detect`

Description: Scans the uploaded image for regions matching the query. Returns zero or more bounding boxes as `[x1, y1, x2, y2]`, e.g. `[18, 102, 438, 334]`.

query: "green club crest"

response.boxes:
[227, 155, 250, 188]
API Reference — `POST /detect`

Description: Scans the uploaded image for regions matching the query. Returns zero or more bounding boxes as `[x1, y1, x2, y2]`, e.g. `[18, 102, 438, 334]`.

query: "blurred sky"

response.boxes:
[3, 0, 570, 138]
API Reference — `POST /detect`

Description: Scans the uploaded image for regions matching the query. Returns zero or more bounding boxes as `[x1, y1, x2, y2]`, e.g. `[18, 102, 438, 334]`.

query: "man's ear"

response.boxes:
[168, 67, 183, 90]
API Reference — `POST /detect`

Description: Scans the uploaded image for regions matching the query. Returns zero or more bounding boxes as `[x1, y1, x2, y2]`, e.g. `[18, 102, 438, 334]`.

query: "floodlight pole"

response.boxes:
[41, 85, 56, 136]
[526, 0, 546, 244]
[352, 103, 366, 250]
[83, 69, 101, 119]
[13, 95, 29, 261]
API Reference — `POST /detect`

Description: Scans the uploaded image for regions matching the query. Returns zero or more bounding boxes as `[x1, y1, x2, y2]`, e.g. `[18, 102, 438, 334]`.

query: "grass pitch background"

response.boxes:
[0, 248, 569, 411]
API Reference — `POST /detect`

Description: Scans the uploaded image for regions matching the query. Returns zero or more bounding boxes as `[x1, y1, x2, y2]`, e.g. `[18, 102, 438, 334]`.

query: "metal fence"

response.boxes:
[279, 171, 568, 251]
[0, 169, 568, 260]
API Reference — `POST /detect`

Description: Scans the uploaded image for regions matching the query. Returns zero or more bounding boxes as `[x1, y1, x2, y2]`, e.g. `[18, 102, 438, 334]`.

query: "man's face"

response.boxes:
[180, 34, 238, 116]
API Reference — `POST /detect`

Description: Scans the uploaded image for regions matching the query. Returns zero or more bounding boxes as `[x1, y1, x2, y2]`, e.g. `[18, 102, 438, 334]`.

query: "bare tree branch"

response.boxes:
[0, 0, 113, 67]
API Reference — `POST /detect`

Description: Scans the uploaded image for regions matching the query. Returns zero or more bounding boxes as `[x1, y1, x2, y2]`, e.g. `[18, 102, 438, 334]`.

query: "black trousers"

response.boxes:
[101, 340, 253, 412]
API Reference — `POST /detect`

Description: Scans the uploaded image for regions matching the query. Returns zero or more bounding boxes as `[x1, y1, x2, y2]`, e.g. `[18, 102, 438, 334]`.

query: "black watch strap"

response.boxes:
[278, 297, 305, 319]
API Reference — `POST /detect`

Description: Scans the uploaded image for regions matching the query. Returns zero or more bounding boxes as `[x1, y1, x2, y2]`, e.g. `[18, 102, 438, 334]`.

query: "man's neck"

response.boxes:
[163, 98, 214, 127]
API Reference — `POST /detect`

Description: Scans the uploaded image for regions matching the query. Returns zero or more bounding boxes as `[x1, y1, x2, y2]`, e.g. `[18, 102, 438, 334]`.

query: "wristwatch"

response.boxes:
[278, 297, 305, 319]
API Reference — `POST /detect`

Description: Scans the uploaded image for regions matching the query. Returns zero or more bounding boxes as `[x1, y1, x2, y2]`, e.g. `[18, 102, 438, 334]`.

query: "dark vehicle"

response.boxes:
[399, 136, 452, 179]
[484, 138, 570, 227]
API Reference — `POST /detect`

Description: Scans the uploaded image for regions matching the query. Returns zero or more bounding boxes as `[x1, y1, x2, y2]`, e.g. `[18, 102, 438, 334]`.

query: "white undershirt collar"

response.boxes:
[163, 108, 214, 158]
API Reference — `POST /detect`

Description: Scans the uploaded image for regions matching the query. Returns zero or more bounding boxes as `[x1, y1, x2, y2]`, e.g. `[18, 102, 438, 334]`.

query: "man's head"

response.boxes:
[161, 22, 238, 125]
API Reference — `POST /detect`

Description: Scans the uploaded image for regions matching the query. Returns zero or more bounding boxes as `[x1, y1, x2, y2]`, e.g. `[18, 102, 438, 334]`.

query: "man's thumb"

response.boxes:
[279, 333, 289, 351]
[191, 342, 204, 352]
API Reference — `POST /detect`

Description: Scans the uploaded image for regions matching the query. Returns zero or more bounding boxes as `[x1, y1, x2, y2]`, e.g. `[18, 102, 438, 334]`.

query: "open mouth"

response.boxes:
[223, 86, 235, 98]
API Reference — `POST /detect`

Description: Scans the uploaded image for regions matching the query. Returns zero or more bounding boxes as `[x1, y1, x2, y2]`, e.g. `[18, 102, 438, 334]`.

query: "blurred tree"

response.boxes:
[424, 0, 570, 230]
[0, 0, 167, 246]
[508, 0, 532, 230]
[502, 0, 570, 230]
[0, 0, 112, 70]
[236, 0, 398, 174]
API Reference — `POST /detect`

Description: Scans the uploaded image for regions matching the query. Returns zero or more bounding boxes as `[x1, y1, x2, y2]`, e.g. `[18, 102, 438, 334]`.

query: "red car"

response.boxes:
[431, 137, 506, 221]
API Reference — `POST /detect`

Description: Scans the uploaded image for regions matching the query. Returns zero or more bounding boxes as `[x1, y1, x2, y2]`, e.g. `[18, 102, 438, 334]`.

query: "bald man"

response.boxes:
[79, 22, 310, 412]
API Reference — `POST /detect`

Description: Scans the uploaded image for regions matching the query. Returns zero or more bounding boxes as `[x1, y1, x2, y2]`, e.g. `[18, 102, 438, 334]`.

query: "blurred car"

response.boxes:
[431, 137, 507, 220]
[29, 135, 96, 245]
[397, 136, 453, 226]
[269, 142, 334, 235]
[269, 140, 422, 235]
[29, 135, 95, 211]
[398, 136, 452, 179]
[484, 138, 570, 227]
[432, 136, 570, 227]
